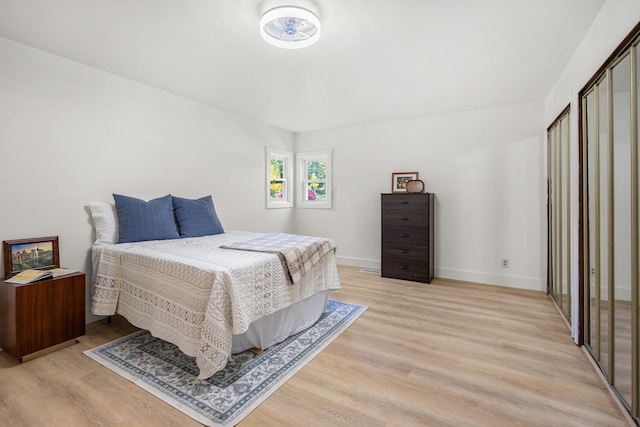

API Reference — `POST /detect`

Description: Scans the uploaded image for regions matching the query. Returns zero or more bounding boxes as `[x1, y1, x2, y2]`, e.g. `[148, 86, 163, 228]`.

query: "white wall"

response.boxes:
[544, 0, 640, 340]
[294, 101, 546, 291]
[545, 0, 640, 122]
[0, 37, 295, 320]
[5, 0, 635, 325]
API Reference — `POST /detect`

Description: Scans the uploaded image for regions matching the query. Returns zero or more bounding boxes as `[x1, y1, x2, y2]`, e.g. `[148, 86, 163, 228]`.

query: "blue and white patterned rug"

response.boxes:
[84, 299, 367, 426]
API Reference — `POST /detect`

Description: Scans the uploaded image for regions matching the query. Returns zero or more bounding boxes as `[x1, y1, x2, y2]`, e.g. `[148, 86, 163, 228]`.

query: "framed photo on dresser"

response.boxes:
[391, 172, 419, 193]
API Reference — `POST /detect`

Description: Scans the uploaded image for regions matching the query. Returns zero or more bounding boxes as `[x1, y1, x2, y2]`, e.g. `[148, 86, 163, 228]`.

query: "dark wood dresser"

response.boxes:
[381, 193, 435, 283]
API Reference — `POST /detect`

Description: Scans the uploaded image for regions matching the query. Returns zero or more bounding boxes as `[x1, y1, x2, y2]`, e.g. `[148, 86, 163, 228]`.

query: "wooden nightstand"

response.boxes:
[0, 272, 85, 361]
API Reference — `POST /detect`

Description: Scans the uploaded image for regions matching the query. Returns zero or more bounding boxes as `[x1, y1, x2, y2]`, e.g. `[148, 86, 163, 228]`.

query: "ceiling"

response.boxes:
[0, 0, 605, 132]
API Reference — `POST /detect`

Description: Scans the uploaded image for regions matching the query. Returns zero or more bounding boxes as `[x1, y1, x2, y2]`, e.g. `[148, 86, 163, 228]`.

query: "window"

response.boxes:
[297, 150, 332, 208]
[266, 147, 293, 208]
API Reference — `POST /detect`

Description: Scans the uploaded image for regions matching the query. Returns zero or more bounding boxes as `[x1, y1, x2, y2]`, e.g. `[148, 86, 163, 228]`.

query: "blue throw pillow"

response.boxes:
[113, 194, 180, 243]
[172, 195, 224, 238]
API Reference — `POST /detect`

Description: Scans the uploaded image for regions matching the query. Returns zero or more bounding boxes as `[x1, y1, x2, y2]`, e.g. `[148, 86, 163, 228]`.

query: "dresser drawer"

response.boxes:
[382, 242, 428, 262]
[381, 259, 430, 282]
[381, 194, 430, 210]
[382, 227, 429, 245]
[381, 210, 428, 228]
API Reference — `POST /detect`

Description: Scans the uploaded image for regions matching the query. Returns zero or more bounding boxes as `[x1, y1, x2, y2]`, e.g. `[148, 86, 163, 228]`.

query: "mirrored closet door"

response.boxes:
[548, 108, 571, 323]
[581, 35, 639, 421]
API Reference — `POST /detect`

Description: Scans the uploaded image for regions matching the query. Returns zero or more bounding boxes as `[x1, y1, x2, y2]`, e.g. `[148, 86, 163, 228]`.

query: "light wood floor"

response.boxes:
[0, 266, 632, 426]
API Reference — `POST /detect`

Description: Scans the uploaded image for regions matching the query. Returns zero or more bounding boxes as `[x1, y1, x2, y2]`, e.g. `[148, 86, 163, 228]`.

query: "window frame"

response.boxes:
[266, 147, 294, 209]
[296, 149, 332, 209]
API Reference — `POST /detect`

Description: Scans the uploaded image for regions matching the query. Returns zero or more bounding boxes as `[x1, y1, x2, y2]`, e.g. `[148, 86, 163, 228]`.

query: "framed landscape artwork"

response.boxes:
[2, 236, 60, 278]
[391, 172, 419, 193]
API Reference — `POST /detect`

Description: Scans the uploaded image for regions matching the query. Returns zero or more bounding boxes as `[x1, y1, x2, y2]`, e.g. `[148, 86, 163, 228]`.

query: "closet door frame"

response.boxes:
[578, 22, 640, 420]
[547, 105, 572, 324]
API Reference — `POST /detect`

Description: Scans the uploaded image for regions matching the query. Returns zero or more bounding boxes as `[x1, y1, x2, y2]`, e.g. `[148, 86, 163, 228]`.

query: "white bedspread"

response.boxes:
[91, 231, 340, 379]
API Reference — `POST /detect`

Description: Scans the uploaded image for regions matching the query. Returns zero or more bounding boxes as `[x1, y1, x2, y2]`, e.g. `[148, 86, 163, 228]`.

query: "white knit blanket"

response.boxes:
[90, 231, 341, 379]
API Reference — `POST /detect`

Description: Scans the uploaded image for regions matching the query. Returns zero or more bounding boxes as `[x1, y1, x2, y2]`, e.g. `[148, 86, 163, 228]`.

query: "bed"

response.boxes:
[88, 195, 341, 379]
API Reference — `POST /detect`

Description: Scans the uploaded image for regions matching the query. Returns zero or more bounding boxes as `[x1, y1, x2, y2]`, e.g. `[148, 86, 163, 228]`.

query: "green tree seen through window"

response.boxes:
[270, 158, 285, 199]
[306, 160, 326, 200]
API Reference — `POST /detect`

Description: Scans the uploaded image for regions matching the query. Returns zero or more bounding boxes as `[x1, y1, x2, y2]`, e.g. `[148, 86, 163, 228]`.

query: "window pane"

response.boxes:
[307, 160, 326, 180]
[270, 180, 285, 200]
[308, 182, 326, 200]
[271, 158, 284, 179]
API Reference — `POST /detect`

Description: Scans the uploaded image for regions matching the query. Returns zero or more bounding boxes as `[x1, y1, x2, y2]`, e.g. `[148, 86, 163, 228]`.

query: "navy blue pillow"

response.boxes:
[172, 195, 224, 238]
[113, 194, 180, 243]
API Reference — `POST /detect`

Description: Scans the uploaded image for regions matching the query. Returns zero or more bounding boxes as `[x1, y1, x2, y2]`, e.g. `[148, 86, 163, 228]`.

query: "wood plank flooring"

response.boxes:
[0, 265, 632, 426]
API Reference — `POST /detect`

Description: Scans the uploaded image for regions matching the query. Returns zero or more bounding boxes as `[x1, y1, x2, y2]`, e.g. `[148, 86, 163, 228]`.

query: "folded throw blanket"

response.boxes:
[221, 233, 337, 283]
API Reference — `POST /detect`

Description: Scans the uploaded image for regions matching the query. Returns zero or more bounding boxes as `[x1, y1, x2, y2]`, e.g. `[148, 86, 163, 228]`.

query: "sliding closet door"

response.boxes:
[585, 89, 595, 356]
[613, 53, 633, 406]
[599, 75, 611, 378]
[548, 109, 571, 322]
[635, 46, 640, 415]
[582, 37, 639, 419]
[584, 80, 608, 368]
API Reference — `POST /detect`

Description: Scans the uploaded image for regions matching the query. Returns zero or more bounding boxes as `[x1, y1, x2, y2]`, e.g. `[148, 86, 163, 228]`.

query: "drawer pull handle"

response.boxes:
[401, 201, 409, 204]
[400, 217, 409, 220]
[398, 266, 407, 270]
[399, 233, 408, 237]
[399, 250, 408, 254]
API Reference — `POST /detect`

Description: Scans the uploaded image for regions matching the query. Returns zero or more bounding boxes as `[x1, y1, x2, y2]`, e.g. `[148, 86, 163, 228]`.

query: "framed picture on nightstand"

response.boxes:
[2, 236, 60, 279]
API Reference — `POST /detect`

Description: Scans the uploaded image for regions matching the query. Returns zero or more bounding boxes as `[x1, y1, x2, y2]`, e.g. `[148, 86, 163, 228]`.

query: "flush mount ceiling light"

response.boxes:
[260, 6, 321, 49]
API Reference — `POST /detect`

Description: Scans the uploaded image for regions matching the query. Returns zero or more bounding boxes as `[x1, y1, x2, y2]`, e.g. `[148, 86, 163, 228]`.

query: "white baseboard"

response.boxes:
[436, 267, 544, 292]
[335, 258, 543, 291]
[335, 256, 380, 270]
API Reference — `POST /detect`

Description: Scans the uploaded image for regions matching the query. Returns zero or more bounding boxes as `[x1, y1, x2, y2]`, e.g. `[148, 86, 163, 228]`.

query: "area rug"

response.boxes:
[84, 299, 367, 426]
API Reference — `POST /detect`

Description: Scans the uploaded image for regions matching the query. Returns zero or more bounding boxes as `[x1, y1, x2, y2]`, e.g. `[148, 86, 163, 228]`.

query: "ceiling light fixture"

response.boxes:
[259, 6, 321, 49]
